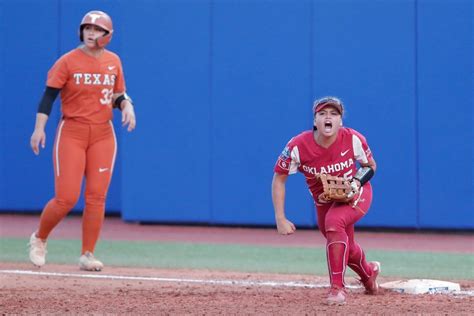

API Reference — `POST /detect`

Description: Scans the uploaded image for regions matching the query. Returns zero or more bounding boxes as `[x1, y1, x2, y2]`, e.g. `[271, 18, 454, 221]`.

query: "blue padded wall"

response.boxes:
[120, 0, 212, 223]
[0, 0, 122, 213]
[417, 0, 473, 229]
[312, 0, 417, 227]
[0, 0, 61, 211]
[210, 0, 314, 226]
[0, 0, 472, 229]
[0, 0, 5, 209]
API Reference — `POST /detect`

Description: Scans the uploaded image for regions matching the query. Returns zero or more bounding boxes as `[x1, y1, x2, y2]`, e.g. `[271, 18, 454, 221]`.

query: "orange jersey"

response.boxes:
[47, 48, 126, 124]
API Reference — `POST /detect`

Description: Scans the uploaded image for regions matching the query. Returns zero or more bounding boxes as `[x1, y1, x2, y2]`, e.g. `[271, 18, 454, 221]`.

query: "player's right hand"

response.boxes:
[276, 218, 296, 235]
[30, 129, 46, 155]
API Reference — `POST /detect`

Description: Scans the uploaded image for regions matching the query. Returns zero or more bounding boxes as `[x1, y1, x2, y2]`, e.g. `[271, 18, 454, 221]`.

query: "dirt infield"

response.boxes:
[1, 263, 473, 315]
[1, 214, 473, 314]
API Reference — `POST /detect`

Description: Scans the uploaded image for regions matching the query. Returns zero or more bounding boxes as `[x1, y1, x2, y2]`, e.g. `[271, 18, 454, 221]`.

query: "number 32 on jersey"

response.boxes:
[100, 88, 114, 105]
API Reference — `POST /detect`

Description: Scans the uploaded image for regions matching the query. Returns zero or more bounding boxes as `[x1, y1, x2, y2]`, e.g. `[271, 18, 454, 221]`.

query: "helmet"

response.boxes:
[313, 96, 344, 116]
[79, 10, 113, 48]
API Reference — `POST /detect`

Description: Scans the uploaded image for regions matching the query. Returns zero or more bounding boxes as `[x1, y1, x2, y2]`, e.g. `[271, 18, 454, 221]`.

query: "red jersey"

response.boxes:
[47, 48, 126, 124]
[274, 127, 373, 199]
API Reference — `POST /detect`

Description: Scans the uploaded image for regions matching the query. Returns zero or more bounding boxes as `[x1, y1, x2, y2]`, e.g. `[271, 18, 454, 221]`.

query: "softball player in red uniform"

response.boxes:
[272, 97, 379, 305]
[29, 10, 136, 271]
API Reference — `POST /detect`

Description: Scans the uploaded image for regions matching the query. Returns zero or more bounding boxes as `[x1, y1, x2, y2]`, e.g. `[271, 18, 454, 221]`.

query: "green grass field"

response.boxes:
[1, 238, 473, 280]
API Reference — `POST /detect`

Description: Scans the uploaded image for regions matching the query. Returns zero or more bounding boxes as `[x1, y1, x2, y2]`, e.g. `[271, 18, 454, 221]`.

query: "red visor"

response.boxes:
[313, 97, 344, 116]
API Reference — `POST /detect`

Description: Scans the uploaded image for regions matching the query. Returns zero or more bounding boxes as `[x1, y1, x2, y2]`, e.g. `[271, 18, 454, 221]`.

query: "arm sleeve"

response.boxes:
[37, 86, 60, 115]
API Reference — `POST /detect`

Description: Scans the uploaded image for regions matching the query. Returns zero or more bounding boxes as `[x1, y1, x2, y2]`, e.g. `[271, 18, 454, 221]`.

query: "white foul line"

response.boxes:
[1, 270, 473, 296]
[0, 269, 331, 288]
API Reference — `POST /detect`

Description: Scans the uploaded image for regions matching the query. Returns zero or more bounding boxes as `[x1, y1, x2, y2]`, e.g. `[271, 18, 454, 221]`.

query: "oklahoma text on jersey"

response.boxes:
[274, 127, 373, 198]
[302, 158, 355, 175]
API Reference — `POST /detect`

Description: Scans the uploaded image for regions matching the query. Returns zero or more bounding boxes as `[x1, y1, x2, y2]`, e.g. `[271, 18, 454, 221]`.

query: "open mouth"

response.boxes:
[324, 121, 333, 132]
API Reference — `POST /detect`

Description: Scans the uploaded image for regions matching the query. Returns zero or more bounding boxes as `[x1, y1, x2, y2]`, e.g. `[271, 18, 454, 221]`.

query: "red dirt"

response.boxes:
[1, 263, 473, 315]
[1, 214, 473, 315]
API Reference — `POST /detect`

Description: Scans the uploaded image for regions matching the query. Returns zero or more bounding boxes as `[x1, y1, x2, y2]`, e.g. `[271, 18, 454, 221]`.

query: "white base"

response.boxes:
[380, 279, 460, 294]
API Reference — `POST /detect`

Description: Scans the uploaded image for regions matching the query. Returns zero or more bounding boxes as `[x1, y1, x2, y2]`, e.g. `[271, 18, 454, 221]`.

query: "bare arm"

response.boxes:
[271, 173, 296, 235]
[30, 113, 49, 155]
[360, 157, 377, 173]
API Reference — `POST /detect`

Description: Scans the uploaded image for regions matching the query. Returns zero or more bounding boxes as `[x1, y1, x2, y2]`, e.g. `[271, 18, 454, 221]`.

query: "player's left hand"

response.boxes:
[121, 103, 136, 132]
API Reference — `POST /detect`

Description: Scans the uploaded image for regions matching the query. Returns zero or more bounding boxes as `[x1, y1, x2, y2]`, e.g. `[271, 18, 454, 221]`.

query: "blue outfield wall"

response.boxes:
[0, 0, 122, 213]
[121, 1, 213, 223]
[0, 0, 4, 210]
[0, 0, 472, 229]
[416, 0, 473, 229]
[0, 0, 62, 211]
[312, 0, 418, 228]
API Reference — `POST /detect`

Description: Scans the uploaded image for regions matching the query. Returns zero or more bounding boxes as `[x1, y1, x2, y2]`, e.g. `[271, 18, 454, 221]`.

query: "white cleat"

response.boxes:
[363, 261, 381, 295]
[326, 286, 347, 306]
[28, 232, 47, 267]
[79, 251, 104, 271]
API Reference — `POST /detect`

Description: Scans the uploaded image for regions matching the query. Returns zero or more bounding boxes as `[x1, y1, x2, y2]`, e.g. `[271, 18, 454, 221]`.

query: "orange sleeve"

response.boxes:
[46, 56, 69, 89]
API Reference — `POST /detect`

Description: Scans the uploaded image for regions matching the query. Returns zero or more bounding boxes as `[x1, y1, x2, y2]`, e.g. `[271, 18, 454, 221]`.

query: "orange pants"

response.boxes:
[37, 118, 117, 254]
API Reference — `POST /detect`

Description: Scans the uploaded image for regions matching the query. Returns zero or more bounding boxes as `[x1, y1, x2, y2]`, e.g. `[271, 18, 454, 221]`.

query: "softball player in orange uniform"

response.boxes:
[29, 10, 136, 271]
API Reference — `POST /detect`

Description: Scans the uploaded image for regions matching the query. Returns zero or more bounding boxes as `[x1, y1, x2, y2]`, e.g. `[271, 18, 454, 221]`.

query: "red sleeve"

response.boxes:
[274, 137, 299, 175]
[46, 55, 69, 88]
[350, 128, 373, 162]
